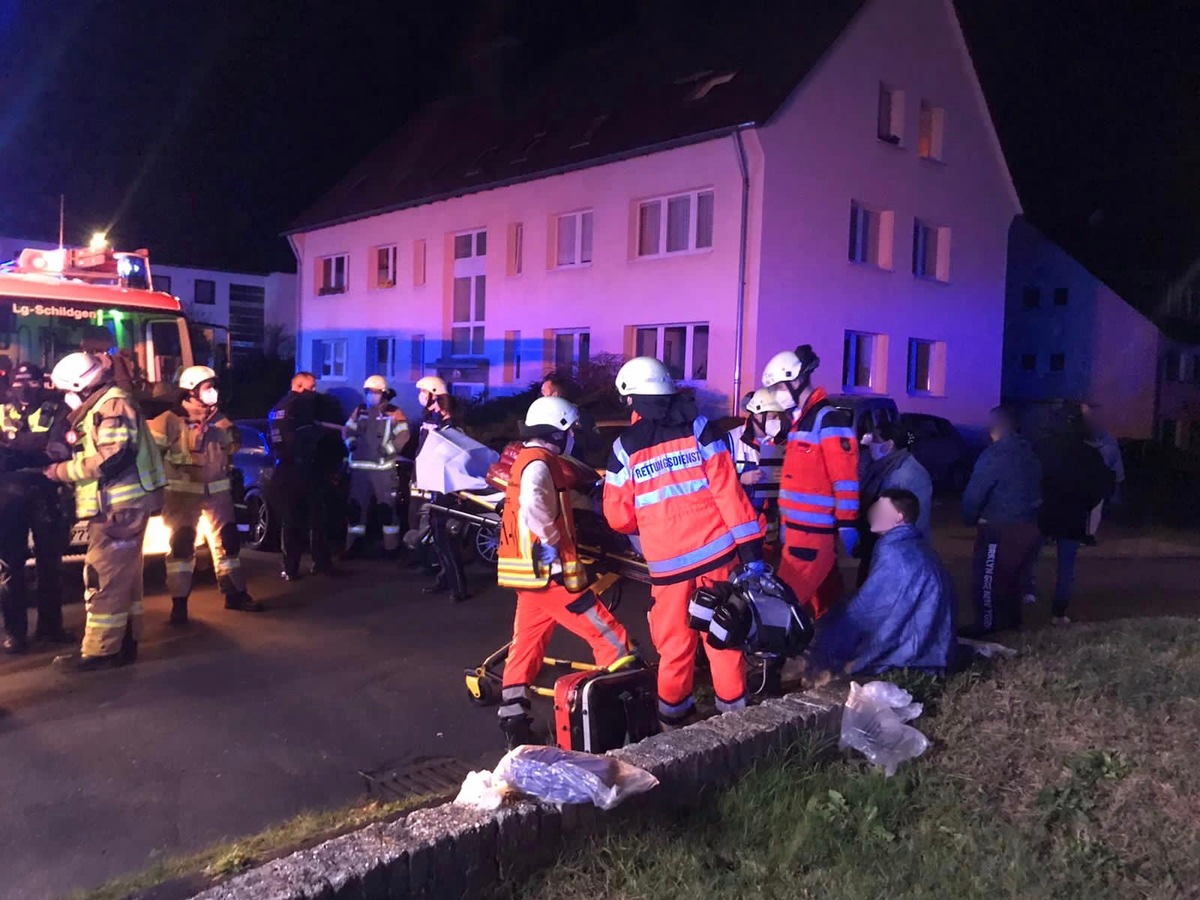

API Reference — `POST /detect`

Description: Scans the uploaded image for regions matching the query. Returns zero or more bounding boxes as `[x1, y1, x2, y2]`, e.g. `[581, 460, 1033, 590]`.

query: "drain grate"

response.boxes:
[357, 756, 474, 801]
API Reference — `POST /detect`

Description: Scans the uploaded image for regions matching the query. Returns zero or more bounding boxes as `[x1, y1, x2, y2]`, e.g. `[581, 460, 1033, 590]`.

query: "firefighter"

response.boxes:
[44, 351, 166, 672]
[726, 388, 787, 563]
[150, 366, 263, 625]
[603, 357, 765, 728]
[761, 344, 859, 620]
[344, 375, 408, 556]
[268, 372, 340, 580]
[0, 363, 75, 652]
[497, 396, 633, 748]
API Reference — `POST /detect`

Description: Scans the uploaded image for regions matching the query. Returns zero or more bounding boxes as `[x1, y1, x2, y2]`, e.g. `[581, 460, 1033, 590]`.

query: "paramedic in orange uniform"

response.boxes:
[603, 357, 765, 729]
[761, 345, 860, 619]
[496, 396, 632, 749]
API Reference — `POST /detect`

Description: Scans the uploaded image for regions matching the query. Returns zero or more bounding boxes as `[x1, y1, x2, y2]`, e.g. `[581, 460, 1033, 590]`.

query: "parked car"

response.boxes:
[824, 394, 900, 441]
[231, 419, 278, 550]
[900, 412, 975, 491]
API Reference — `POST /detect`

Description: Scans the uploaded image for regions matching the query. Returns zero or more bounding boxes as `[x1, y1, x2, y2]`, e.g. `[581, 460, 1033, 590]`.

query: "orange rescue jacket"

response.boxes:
[777, 387, 859, 536]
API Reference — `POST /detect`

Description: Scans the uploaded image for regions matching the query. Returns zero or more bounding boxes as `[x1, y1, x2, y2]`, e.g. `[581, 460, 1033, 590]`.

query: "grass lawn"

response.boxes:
[512, 618, 1200, 900]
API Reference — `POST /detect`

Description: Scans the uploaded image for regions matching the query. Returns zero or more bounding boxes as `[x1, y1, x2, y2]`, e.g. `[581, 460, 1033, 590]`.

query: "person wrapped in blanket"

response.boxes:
[804, 488, 956, 685]
[725, 388, 786, 564]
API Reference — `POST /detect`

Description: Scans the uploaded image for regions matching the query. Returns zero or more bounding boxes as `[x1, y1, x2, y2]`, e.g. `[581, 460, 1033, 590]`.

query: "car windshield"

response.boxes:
[0, 300, 190, 401]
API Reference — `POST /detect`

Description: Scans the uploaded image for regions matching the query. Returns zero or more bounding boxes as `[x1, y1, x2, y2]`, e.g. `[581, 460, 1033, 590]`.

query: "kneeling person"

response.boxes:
[806, 489, 955, 683]
[150, 366, 262, 624]
[497, 396, 632, 749]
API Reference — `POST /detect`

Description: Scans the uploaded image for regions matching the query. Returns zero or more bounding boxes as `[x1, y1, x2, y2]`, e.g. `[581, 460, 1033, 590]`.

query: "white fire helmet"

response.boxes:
[50, 352, 108, 394]
[415, 375, 448, 396]
[525, 396, 580, 432]
[615, 357, 676, 397]
[744, 388, 785, 415]
[363, 374, 388, 392]
[178, 365, 218, 392]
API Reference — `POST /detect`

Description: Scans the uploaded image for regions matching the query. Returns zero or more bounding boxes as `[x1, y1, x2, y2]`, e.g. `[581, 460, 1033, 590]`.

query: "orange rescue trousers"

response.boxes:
[501, 583, 630, 692]
[778, 532, 844, 619]
[650, 561, 747, 723]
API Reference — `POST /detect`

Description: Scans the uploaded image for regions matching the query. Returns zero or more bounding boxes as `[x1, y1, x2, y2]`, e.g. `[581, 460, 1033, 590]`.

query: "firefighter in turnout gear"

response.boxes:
[603, 357, 764, 728]
[344, 375, 409, 555]
[762, 345, 859, 619]
[497, 396, 632, 749]
[44, 352, 166, 672]
[0, 363, 75, 653]
[149, 366, 262, 626]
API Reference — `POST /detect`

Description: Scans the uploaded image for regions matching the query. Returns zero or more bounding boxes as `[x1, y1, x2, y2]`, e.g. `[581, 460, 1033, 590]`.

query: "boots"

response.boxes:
[225, 591, 265, 613]
[169, 597, 189, 626]
[500, 715, 539, 751]
[120, 620, 138, 663]
[53, 651, 124, 673]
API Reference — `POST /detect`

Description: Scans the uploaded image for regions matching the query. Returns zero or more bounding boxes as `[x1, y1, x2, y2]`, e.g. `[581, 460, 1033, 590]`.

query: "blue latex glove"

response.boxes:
[535, 543, 559, 566]
[839, 527, 860, 556]
[731, 560, 768, 585]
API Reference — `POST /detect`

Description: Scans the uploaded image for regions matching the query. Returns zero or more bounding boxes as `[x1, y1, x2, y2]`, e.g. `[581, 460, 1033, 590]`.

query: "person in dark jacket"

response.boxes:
[1034, 407, 1114, 624]
[806, 488, 956, 683]
[856, 421, 933, 585]
[960, 406, 1042, 635]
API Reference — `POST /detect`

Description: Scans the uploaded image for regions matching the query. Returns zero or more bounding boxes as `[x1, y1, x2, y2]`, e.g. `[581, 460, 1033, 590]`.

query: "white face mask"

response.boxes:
[772, 387, 795, 411]
[64, 392, 82, 410]
[199, 386, 219, 407]
[764, 418, 782, 437]
[418, 390, 431, 408]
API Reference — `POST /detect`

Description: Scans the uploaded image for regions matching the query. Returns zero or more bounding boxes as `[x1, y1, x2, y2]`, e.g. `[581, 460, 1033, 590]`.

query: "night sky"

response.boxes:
[0, 0, 1195, 299]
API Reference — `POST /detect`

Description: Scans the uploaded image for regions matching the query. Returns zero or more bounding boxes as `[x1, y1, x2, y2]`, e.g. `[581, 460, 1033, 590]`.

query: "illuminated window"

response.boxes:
[918, 101, 945, 160]
[907, 338, 947, 396]
[555, 211, 594, 267]
[313, 338, 347, 379]
[843, 331, 888, 392]
[374, 245, 397, 288]
[631, 323, 709, 381]
[912, 220, 951, 282]
[637, 190, 714, 257]
[317, 254, 347, 295]
[849, 202, 895, 269]
[506, 223, 523, 276]
[194, 279, 215, 305]
[877, 83, 905, 144]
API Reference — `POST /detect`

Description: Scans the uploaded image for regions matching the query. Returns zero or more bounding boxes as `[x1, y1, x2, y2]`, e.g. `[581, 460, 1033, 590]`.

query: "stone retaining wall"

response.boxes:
[192, 685, 845, 900]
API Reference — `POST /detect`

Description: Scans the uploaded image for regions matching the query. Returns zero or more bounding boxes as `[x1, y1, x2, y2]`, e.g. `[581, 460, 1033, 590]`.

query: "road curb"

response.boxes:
[189, 685, 845, 899]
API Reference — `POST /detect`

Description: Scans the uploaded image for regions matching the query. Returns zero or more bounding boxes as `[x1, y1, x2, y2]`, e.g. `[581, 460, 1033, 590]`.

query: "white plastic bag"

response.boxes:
[453, 769, 510, 811]
[839, 681, 930, 776]
[493, 745, 659, 810]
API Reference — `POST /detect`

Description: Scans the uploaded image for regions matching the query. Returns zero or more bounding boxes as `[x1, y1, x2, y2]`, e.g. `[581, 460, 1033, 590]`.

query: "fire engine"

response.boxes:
[0, 242, 216, 561]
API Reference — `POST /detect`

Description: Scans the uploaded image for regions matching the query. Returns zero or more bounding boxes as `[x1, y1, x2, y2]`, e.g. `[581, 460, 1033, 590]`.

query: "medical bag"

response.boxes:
[553, 665, 659, 753]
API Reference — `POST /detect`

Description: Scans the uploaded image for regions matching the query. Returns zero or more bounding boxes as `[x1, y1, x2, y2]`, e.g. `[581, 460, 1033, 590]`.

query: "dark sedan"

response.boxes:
[899, 412, 976, 491]
[231, 419, 278, 550]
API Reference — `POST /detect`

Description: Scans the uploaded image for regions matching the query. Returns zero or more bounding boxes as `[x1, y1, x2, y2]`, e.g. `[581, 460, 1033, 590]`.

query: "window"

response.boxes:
[229, 283, 266, 356]
[504, 331, 521, 384]
[848, 202, 895, 269]
[1053, 287, 1069, 306]
[1021, 353, 1037, 371]
[194, 278, 216, 305]
[368, 336, 397, 378]
[907, 338, 946, 396]
[412, 239, 426, 286]
[912, 220, 951, 282]
[918, 102, 945, 160]
[409, 334, 426, 380]
[1050, 353, 1065, 372]
[877, 83, 905, 144]
[374, 245, 397, 288]
[555, 211, 594, 267]
[842, 331, 887, 392]
[1160, 419, 1178, 448]
[1022, 287, 1041, 308]
[552, 330, 590, 371]
[631, 323, 709, 381]
[451, 229, 486, 355]
[155, 274, 172, 295]
[636, 190, 714, 257]
[506, 223, 523, 276]
[318, 254, 347, 295]
[313, 338, 347, 380]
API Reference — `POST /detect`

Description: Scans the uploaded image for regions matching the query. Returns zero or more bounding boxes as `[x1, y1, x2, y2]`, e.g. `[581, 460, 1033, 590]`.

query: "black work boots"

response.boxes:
[224, 592, 265, 613]
[500, 715, 539, 751]
[169, 598, 189, 626]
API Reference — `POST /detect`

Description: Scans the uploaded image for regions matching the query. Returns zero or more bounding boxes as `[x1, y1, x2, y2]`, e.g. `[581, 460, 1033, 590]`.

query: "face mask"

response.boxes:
[869, 441, 891, 462]
[418, 391, 431, 408]
[199, 386, 219, 407]
[772, 387, 795, 410]
[563, 431, 576, 458]
[365, 391, 381, 406]
[764, 418, 782, 437]
[64, 392, 82, 410]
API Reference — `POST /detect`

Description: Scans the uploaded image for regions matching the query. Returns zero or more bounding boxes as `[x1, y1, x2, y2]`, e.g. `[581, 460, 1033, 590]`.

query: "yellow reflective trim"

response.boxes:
[86, 612, 129, 628]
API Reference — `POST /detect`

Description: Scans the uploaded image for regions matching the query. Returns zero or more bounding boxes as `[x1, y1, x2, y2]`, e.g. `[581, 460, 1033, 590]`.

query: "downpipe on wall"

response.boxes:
[731, 125, 752, 416]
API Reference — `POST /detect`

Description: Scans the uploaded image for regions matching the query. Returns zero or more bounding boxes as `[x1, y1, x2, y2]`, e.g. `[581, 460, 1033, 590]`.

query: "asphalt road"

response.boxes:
[0, 529, 1197, 899]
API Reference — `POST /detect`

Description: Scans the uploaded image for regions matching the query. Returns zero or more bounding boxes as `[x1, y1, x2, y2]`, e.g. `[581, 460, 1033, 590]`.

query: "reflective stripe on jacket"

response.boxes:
[603, 414, 763, 585]
[149, 407, 238, 494]
[778, 388, 859, 535]
[497, 446, 587, 592]
[346, 402, 409, 469]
